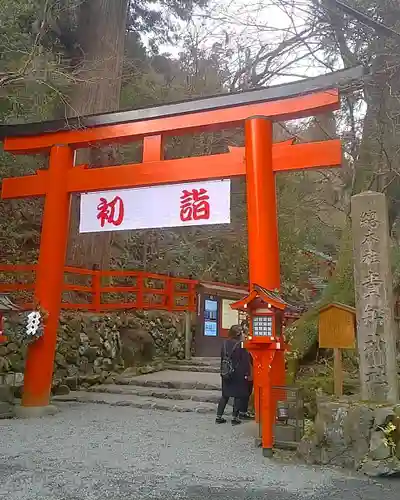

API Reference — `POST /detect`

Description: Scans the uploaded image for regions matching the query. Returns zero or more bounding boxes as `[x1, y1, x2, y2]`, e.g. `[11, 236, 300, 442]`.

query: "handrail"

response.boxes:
[0, 264, 199, 313]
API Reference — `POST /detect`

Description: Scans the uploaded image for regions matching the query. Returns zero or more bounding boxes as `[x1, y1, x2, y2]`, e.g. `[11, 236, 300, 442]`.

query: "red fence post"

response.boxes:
[166, 277, 175, 310]
[136, 274, 144, 309]
[92, 270, 101, 312]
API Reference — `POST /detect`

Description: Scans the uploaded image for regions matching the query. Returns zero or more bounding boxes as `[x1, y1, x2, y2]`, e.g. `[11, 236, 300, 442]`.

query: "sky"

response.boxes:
[151, 0, 329, 86]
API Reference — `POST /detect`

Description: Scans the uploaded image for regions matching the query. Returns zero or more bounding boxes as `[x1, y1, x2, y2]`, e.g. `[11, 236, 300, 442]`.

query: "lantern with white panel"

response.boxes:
[230, 284, 288, 457]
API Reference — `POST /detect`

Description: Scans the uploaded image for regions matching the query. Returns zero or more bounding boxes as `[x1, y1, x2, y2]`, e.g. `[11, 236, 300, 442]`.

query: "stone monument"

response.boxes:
[351, 191, 399, 403]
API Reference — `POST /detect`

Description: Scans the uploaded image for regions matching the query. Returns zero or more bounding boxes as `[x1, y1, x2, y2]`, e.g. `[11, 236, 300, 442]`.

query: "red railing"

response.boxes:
[0, 264, 198, 312]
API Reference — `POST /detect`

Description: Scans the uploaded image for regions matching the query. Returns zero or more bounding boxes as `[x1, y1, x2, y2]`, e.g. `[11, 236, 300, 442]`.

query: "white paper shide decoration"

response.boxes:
[4, 310, 44, 343]
[26, 311, 42, 338]
[79, 179, 231, 233]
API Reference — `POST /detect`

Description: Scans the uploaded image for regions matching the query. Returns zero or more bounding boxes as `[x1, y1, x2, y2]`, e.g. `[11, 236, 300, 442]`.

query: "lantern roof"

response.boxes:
[230, 284, 288, 312]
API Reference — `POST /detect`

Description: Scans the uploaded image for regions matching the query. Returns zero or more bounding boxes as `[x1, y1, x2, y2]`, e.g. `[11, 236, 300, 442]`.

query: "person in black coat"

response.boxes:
[239, 319, 254, 420]
[216, 324, 252, 425]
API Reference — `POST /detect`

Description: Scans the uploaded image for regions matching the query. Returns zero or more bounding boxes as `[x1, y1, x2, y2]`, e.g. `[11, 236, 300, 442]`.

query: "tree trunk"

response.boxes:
[66, 0, 129, 269]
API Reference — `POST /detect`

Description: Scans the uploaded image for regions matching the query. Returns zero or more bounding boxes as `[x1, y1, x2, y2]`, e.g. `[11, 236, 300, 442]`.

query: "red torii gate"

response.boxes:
[0, 66, 363, 411]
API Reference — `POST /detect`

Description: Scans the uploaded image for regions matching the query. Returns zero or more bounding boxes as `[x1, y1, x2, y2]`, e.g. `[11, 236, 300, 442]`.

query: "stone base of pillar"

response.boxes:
[14, 404, 60, 419]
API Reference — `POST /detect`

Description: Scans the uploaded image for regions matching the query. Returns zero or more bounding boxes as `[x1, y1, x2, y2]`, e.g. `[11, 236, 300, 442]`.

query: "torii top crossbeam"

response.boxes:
[0, 65, 364, 152]
[0, 65, 364, 411]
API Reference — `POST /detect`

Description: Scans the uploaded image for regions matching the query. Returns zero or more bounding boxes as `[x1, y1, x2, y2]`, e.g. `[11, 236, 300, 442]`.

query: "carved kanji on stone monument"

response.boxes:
[351, 191, 399, 403]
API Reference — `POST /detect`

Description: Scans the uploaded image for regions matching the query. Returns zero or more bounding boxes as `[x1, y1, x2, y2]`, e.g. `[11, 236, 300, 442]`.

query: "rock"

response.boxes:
[297, 435, 321, 464]
[67, 364, 78, 377]
[298, 398, 375, 469]
[56, 369, 68, 380]
[8, 353, 24, 372]
[80, 374, 102, 386]
[0, 401, 14, 419]
[65, 352, 79, 364]
[119, 327, 155, 367]
[373, 406, 395, 428]
[344, 404, 374, 460]
[360, 457, 400, 477]
[57, 343, 71, 356]
[67, 318, 82, 332]
[79, 356, 89, 372]
[369, 430, 391, 460]
[102, 358, 113, 371]
[0, 346, 7, 356]
[53, 384, 70, 396]
[6, 343, 18, 353]
[103, 340, 115, 357]
[396, 441, 400, 459]
[0, 384, 14, 403]
[55, 352, 67, 368]
[0, 356, 10, 372]
[134, 310, 146, 319]
[169, 338, 180, 357]
[80, 333, 89, 344]
[93, 357, 103, 368]
[82, 347, 100, 363]
[65, 377, 78, 391]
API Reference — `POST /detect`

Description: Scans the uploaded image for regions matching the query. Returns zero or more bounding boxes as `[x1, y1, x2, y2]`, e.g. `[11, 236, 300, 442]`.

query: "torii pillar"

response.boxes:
[244, 117, 285, 428]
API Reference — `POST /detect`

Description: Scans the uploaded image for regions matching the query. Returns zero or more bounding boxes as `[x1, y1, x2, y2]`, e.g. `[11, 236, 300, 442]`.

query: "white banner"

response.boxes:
[79, 179, 231, 233]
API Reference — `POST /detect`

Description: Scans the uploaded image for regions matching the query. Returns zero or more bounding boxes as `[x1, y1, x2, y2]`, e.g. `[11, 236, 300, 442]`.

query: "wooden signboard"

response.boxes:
[318, 302, 356, 397]
[319, 302, 356, 349]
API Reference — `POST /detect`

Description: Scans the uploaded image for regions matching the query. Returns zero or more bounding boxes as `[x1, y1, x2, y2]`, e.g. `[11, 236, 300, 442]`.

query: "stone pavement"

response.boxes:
[0, 402, 398, 500]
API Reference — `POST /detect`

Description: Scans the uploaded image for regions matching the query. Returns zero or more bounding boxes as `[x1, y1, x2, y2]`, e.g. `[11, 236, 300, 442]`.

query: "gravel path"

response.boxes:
[0, 402, 398, 500]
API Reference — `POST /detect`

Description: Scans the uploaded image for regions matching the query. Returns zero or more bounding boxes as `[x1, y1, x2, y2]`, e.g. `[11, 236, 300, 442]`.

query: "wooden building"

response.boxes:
[194, 281, 248, 357]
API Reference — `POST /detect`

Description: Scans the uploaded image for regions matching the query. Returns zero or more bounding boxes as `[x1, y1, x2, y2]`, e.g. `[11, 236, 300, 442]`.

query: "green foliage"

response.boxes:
[286, 222, 355, 381]
[320, 222, 355, 307]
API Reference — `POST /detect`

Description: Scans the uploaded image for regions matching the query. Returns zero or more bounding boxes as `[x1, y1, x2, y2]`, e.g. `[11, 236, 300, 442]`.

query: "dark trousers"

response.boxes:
[240, 381, 253, 414]
[217, 396, 242, 418]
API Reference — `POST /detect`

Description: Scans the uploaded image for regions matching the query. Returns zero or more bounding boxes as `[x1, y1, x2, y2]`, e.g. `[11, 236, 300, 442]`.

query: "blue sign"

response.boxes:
[204, 320, 218, 337]
[204, 299, 218, 320]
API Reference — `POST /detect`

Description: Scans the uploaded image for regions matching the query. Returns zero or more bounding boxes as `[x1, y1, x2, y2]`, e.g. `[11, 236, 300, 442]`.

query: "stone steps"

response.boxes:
[115, 377, 220, 391]
[54, 363, 224, 416]
[164, 364, 220, 373]
[53, 391, 217, 414]
[114, 369, 221, 391]
[88, 384, 222, 404]
[167, 357, 220, 367]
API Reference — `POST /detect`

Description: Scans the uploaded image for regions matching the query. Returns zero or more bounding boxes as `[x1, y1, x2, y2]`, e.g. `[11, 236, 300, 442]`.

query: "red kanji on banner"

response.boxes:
[180, 188, 210, 222]
[97, 196, 125, 228]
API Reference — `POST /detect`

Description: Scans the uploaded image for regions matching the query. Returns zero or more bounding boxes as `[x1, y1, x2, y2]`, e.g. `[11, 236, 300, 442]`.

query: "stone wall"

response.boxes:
[298, 395, 400, 477]
[0, 310, 186, 393]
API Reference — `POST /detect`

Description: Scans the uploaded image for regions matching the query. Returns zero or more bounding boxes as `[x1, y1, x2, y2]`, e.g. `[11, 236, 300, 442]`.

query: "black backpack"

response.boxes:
[221, 341, 240, 381]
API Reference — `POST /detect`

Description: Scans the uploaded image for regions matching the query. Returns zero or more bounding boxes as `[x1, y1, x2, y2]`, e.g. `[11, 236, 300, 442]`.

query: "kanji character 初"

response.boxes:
[97, 196, 125, 228]
[180, 188, 210, 222]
